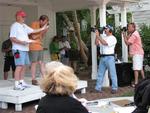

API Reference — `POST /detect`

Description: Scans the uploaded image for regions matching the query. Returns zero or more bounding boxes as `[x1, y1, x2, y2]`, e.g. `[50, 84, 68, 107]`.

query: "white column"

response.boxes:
[99, 3, 110, 87]
[121, 3, 128, 62]
[90, 7, 97, 79]
[99, 4, 106, 27]
[115, 13, 120, 27]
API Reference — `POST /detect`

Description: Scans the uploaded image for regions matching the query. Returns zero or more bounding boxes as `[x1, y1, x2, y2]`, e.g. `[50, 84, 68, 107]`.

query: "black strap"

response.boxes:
[100, 54, 114, 57]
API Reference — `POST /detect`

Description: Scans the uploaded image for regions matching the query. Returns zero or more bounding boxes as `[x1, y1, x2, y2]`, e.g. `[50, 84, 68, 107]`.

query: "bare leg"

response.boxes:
[14, 66, 23, 81]
[4, 72, 8, 80]
[12, 71, 15, 79]
[140, 69, 145, 79]
[20, 66, 26, 80]
[134, 70, 139, 84]
[39, 61, 45, 78]
[31, 62, 37, 80]
[14, 66, 24, 87]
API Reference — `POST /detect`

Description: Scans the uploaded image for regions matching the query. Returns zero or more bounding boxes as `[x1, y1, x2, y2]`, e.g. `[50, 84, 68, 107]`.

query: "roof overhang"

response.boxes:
[0, 0, 140, 12]
[50, 0, 141, 12]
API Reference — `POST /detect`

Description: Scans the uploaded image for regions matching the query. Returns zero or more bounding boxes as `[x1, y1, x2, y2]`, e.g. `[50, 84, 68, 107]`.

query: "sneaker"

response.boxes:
[32, 80, 39, 85]
[111, 90, 117, 94]
[14, 84, 25, 91]
[21, 82, 31, 88]
[95, 89, 103, 93]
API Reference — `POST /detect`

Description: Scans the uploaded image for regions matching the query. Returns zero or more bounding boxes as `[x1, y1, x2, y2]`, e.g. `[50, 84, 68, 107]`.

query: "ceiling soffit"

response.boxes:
[0, 0, 140, 12]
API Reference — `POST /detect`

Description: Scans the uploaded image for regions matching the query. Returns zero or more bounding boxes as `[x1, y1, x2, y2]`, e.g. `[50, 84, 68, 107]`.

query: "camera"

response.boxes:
[91, 26, 105, 34]
[121, 27, 127, 32]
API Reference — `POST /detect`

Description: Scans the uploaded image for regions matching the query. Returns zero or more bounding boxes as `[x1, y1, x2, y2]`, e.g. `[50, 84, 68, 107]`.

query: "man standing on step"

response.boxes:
[29, 15, 49, 85]
[10, 10, 49, 90]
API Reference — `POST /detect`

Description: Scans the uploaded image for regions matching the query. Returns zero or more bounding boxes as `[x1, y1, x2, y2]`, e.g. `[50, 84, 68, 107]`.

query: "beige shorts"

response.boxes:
[29, 50, 43, 62]
[133, 54, 144, 70]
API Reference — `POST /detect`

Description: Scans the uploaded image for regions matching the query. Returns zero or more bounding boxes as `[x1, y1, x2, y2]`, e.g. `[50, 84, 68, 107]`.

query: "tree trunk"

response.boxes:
[62, 13, 74, 30]
[72, 11, 88, 66]
[62, 12, 89, 66]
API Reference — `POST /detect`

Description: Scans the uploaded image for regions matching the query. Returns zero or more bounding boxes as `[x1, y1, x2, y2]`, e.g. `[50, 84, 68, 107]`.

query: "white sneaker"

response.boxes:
[21, 82, 31, 88]
[14, 84, 25, 91]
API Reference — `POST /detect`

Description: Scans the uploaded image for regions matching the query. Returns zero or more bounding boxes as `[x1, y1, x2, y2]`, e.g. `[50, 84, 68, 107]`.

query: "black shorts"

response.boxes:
[4, 56, 16, 72]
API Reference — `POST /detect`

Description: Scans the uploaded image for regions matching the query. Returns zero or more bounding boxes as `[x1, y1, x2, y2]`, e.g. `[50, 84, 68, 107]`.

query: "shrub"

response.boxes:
[139, 24, 150, 65]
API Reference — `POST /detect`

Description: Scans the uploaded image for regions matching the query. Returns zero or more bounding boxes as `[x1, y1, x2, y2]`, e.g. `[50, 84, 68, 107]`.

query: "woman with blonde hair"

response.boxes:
[36, 61, 89, 113]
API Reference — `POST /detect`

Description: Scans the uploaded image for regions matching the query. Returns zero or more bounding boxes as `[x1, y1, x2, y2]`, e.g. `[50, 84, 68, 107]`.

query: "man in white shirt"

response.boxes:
[10, 10, 48, 90]
[95, 25, 118, 94]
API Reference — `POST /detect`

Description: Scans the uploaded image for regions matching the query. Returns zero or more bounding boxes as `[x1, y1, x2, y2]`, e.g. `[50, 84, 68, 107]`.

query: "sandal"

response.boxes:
[131, 83, 137, 88]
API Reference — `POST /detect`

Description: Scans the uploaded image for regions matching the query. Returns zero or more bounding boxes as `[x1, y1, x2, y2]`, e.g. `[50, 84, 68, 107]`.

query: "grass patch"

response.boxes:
[120, 90, 134, 97]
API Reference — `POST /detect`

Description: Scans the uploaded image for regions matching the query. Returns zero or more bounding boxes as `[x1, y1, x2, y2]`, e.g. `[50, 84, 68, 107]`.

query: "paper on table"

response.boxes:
[26, 39, 36, 43]
[114, 106, 136, 113]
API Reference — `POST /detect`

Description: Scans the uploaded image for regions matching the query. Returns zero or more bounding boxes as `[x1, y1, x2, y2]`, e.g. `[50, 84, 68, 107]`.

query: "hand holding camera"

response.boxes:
[95, 30, 100, 37]
[41, 23, 49, 31]
[121, 27, 127, 32]
[91, 26, 105, 34]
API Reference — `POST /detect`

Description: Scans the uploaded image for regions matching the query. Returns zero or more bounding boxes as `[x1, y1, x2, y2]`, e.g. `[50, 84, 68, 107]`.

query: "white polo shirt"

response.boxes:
[59, 40, 71, 55]
[10, 22, 33, 51]
[99, 35, 117, 55]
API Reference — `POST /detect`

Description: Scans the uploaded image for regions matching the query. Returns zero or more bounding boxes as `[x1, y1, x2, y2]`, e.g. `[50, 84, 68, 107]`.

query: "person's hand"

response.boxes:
[95, 37, 100, 45]
[95, 30, 100, 38]
[79, 98, 88, 103]
[78, 98, 88, 107]
[122, 31, 126, 38]
[41, 24, 49, 31]
[22, 41, 28, 45]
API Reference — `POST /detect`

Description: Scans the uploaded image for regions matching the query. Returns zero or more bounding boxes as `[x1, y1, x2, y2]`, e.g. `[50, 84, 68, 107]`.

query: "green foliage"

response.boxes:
[127, 13, 132, 23]
[77, 9, 91, 43]
[56, 13, 65, 36]
[114, 27, 122, 59]
[139, 24, 150, 65]
[139, 24, 150, 53]
[56, 10, 91, 44]
[120, 90, 134, 97]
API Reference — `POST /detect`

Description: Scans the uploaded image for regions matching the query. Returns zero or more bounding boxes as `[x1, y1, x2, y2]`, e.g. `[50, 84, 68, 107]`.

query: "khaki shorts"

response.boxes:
[29, 50, 44, 62]
[133, 54, 144, 70]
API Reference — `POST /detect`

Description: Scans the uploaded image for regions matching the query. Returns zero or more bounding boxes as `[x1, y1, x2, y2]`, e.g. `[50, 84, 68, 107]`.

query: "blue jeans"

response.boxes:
[95, 56, 118, 91]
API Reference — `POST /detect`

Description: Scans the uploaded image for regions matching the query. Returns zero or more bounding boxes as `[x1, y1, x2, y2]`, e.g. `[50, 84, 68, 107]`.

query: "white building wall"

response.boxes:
[0, 6, 21, 42]
[132, 10, 150, 27]
[129, 0, 150, 27]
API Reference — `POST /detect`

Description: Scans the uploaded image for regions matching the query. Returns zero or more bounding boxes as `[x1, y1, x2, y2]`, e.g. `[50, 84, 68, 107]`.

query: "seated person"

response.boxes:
[37, 61, 89, 113]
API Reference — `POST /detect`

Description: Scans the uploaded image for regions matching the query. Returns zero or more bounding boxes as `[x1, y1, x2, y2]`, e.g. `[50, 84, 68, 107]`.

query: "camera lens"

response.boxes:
[91, 27, 96, 32]
[121, 27, 127, 32]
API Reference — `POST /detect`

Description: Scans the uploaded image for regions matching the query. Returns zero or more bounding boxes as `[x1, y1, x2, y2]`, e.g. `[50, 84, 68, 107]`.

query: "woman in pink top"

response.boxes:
[123, 23, 145, 87]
